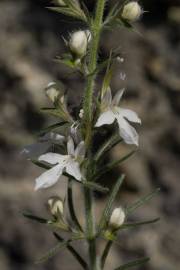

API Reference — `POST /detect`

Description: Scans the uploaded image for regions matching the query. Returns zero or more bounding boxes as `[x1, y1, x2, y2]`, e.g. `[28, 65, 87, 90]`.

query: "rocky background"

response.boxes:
[0, 0, 180, 269]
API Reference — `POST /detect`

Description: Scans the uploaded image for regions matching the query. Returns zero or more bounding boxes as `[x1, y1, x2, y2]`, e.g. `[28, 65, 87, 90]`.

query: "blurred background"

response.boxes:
[0, 0, 180, 269]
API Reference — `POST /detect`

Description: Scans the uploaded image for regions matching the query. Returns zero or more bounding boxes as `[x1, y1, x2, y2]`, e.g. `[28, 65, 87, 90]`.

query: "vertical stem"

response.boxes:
[84, 187, 97, 269]
[83, 1, 106, 270]
[83, 0, 106, 147]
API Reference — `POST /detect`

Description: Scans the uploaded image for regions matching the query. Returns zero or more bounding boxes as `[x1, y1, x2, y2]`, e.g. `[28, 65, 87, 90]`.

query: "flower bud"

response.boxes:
[48, 196, 64, 217]
[45, 82, 60, 103]
[69, 30, 90, 58]
[79, 109, 84, 119]
[109, 207, 125, 229]
[121, 2, 142, 22]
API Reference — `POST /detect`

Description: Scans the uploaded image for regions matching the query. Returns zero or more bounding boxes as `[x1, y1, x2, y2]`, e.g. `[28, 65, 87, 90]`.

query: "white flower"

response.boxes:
[95, 88, 141, 146]
[35, 136, 85, 190]
[69, 30, 90, 57]
[21, 132, 65, 159]
[121, 1, 142, 22]
[48, 196, 64, 216]
[119, 72, 126, 81]
[109, 207, 126, 229]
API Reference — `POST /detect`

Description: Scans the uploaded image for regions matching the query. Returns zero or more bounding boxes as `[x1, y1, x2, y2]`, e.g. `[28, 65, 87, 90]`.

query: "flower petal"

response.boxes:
[67, 136, 75, 156]
[75, 141, 85, 159]
[39, 152, 67, 165]
[21, 142, 51, 159]
[35, 164, 64, 190]
[116, 115, 139, 146]
[112, 88, 125, 106]
[95, 110, 115, 127]
[118, 108, 141, 124]
[66, 159, 82, 181]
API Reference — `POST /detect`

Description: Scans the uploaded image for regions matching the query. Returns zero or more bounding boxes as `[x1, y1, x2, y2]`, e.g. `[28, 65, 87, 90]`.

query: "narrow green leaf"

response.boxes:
[53, 233, 88, 269]
[62, 172, 109, 193]
[47, 6, 87, 22]
[39, 121, 68, 136]
[55, 56, 76, 69]
[31, 159, 51, 170]
[119, 218, 160, 230]
[101, 240, 113, 269]
[98, 175, 125, 233]
[92, 46, 125, 77]
[103, 1, 130, 28]
[101, 52, 113, 98]
[36, 241, 69, 264]
[80, 1, 91, 24]
[114, 257, 150, 270]
[126, 188, 161, 215]
[94, 134, 122, 161]
[23, 212, 48, 224]
[82, 180, 109, 193]
[40, 107, 62, 118]
[62, 0, 82, 11]
[103, 1, 120, 26]
[120, 18, 133, 29]
[68, 179, 83, 231]
[95, 150, 136, 180]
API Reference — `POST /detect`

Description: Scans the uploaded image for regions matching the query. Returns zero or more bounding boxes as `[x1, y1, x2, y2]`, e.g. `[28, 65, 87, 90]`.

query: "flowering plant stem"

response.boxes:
[83, 0, 106, 147]
[22, 2, 157, 270]
[83, 1, 106, 269]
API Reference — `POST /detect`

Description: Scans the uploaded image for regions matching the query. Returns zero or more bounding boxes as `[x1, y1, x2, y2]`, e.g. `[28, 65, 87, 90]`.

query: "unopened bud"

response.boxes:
[121, 2, 142, 22]
[79, 109, 84, 119]
[69, 30, 90, 57]
[109, 207, 125, 229]
[117, 56, 124, 63]
[48, 196, 64, 217]
[45, 82, 60, 103]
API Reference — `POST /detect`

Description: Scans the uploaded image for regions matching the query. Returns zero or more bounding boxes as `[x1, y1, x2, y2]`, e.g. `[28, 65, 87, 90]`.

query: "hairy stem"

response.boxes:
[83, 0, 106, 147]
[83, 1, 106, 270]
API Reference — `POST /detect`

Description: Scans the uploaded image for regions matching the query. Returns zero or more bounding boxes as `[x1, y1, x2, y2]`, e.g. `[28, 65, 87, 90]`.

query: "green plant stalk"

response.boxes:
[83, 1, 106, 269]
[84, 186, 97, 269]
[83, 0, 106, 147]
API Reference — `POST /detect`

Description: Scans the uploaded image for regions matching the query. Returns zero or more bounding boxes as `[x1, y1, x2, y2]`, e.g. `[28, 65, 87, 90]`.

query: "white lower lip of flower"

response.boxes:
[121, 2, 142, 22]
[109, 207, 125, 228]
